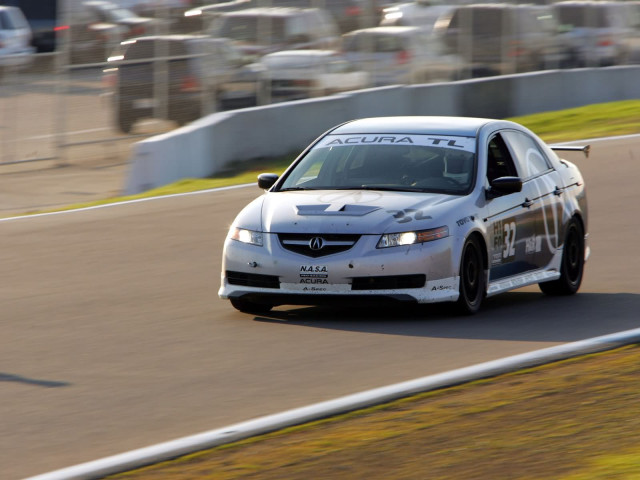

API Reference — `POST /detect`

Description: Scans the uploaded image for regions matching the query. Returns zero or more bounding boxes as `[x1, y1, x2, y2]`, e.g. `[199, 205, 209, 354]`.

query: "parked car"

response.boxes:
[434, 4, 570, 76]
[105, 35, 265, 133]
[68, 0, 159, 63]
[184, 0, 378, 34]
[123, 0, 212, 32]
[207, 7, 340, 57]
[219, 116, 590, 315]
[0, 0, 57, 52]
[552, 0, 640, 67]
[0, 5, 34, 69]
[342, 25, 462, 85]
[259, 49, 369, 101]
[379, 2, 454, 32]
[181, 0, 252, 33]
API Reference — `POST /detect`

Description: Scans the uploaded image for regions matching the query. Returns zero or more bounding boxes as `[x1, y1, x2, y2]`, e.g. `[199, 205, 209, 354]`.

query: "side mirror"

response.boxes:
[486, 176, 522, 199]
[258, 173, 279, 190]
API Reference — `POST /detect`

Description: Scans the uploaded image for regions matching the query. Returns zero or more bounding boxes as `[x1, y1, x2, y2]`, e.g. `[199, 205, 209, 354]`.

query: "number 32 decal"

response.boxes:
[503, 221, 516, 259]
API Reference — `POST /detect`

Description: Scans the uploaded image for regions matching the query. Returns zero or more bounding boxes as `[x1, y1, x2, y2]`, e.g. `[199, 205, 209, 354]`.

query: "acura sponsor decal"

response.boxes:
[300, 265, 329, 284]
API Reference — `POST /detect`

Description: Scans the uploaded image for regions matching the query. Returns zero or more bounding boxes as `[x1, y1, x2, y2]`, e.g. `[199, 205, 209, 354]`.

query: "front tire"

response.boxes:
[539, 218, 585, 295]
[230, 298, 272, 315]
[456, 235, 486, 315]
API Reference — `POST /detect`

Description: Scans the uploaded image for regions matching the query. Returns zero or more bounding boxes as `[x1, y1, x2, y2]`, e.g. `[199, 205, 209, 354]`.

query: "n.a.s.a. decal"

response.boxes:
[299, 265, 329, 284]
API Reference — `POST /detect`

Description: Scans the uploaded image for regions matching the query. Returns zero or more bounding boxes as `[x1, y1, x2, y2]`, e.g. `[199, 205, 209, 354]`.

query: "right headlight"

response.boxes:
[229, 227, 263, 247]
[377, 226, 449, 248]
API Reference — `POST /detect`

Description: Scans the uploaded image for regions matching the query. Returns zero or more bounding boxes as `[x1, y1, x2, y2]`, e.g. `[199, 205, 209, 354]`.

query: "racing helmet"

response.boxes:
[443, 150, 473, 184]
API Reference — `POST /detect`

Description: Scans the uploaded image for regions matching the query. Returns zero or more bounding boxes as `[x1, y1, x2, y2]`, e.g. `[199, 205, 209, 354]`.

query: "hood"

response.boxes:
[246, 190, 468, 234]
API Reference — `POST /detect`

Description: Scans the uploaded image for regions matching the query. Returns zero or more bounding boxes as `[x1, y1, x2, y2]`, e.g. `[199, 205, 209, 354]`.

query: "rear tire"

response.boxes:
[456, 235, 486, 315]
[230, 298, 272, 315]
[539, 218, 585, 295]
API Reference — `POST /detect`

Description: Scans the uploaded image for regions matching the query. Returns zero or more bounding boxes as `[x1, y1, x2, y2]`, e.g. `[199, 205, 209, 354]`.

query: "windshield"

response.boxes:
[343, 32, 409, 53]
[278, 134, 476, 195]
[555, 6, 611, 28]
[217, 16, 286, 44]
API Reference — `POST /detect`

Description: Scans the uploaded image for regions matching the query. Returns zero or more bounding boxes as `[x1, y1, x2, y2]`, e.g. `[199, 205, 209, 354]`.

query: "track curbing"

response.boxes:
[26, 326, 640, 480]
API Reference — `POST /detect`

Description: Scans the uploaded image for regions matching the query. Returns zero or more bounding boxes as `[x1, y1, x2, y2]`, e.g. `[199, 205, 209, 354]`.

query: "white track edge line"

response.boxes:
[0, 183, 256, 223]
[25, 326, 640, 480]
[4, 132, 640, 223]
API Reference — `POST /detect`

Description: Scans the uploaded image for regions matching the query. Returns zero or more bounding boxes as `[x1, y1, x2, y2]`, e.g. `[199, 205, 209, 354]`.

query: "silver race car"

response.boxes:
[219, 116, 589, 314]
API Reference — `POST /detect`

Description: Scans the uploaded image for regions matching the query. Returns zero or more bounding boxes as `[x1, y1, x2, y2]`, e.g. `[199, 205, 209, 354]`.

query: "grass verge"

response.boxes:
[8, 99, 640, 218]
[109, 344, 640, 479]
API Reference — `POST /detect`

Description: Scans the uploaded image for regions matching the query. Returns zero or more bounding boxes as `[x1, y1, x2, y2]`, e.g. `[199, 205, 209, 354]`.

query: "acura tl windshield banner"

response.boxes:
[316, 134, 476, 153]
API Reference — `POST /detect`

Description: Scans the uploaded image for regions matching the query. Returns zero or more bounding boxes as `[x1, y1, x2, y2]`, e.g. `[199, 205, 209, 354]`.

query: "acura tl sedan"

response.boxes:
[219, 116, 589, 315]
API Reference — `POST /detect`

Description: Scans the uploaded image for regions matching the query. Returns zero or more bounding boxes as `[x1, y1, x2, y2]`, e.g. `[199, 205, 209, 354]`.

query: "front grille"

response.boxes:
[352, 274, 426, 291]
[278, 233, 361, 258]
[226, 271, 280, 289]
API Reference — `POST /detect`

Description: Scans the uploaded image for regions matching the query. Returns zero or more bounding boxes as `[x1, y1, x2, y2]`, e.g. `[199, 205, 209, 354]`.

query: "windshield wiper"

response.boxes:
[357, 185, 427, 192]
[278, 187, 315, 191]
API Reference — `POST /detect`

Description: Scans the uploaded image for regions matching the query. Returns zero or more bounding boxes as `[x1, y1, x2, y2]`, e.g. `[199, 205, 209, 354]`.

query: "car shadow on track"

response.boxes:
[0, 372, 70, 388]
[252, 292, 640, 343]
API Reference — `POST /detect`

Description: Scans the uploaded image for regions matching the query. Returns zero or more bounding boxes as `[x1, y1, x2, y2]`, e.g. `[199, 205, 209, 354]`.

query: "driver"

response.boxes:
[443, 150, 473, 185]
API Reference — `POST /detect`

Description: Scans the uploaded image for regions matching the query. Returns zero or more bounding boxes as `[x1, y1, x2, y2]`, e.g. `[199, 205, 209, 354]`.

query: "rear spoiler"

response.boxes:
[549, 144, 590, 158]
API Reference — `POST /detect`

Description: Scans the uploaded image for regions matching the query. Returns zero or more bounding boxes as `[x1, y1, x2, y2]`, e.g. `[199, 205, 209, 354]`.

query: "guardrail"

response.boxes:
[125, 66, 640, 195]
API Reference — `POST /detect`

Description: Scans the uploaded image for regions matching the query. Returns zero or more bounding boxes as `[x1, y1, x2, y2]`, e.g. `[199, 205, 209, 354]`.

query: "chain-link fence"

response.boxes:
[1, 0, 639, 167]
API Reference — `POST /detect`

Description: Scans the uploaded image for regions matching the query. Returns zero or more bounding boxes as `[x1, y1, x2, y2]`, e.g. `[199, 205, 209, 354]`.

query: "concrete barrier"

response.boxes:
[125, 66, 640, 195]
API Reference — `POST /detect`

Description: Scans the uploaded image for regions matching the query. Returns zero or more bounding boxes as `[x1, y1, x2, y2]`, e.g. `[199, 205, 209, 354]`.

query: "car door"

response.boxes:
[484, 132, 539, 282]
[501, 129, 564, 270]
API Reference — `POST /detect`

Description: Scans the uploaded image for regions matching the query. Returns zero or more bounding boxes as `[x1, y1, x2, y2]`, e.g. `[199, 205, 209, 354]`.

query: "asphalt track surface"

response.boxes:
[2, 137, 639, 479]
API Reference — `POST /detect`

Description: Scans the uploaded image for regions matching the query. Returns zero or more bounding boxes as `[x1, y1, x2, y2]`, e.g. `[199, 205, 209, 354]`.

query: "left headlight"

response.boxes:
[377, 226, 449, 248]
[230, 227, 263, 246]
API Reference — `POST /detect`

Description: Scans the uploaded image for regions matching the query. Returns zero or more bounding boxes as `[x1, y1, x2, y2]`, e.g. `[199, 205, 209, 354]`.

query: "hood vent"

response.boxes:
[296, 204, 380, 216]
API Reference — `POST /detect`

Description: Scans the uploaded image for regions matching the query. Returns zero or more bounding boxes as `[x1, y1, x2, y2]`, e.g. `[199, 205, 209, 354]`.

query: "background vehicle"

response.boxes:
[0, 0, 57, 52]
[434, 3, 570, 76]
[219, 116, 589, 315]
[106, 34, 264, 133]
[553, 0, 640, 67]
[207, 7, 340, 57]
[379, 2, 454, 31]
[342, 25, 462, 85]
[183, 0, 379, 34]
[0, 5, 34, 68]
[124, 0, 212, 32]
[68, 0, 157, 63]
[180, 0, 252, 33]
[260, 49, 369, 101]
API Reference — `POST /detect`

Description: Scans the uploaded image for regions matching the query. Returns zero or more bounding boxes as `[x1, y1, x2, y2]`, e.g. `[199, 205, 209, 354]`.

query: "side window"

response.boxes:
[486, 134, 518, 183]
[0, 11, 8, 30]
[501, 130, 551, 179]
[287, 15, 305, 37]
[10, 8, 29, 29]
[283, 149, 328, 187]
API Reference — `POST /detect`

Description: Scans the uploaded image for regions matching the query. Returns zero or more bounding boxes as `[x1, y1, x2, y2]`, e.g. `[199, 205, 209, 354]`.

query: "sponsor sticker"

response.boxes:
[282, 282, 351, 293]
[299, 265, 328, 284]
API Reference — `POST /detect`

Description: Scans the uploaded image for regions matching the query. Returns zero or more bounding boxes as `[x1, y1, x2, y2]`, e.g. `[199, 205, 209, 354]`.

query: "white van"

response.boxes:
[208, 7, 340, 57]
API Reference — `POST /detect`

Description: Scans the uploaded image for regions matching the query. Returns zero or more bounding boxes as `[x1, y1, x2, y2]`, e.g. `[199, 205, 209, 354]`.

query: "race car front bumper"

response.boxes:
[218, 231, 460, 306]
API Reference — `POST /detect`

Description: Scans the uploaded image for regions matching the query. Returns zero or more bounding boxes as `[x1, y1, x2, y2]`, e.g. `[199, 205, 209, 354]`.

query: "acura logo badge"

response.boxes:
[309, 237, 325, 250]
